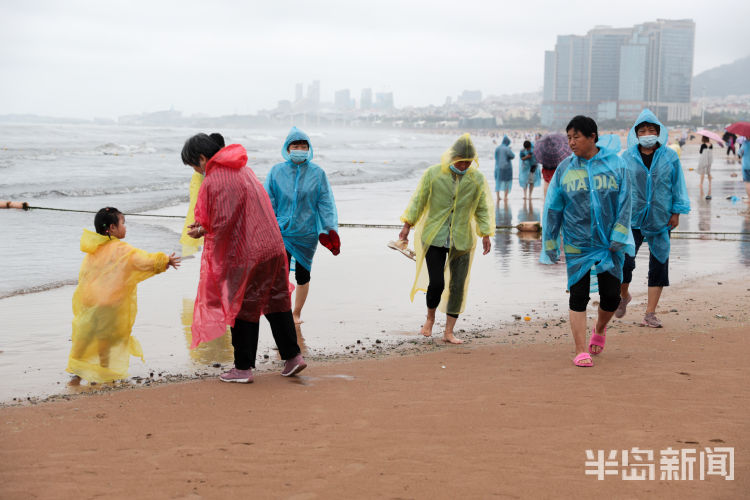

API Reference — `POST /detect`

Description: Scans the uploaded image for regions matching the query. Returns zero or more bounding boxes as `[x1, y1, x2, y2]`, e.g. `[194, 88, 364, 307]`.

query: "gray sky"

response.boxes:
[1, 0, 748, 119]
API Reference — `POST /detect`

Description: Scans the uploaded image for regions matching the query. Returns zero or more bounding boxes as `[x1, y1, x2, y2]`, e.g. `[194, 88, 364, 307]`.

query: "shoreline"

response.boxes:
[1, 271, 748, 498]
[3, 268, 747, 408]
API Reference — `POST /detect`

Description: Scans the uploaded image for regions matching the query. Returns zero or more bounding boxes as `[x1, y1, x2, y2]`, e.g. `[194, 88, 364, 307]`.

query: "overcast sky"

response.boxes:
[1, 0, 748, 119]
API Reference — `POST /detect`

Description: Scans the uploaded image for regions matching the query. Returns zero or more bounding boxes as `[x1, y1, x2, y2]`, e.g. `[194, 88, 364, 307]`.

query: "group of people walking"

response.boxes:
[67, 107, 695, 386]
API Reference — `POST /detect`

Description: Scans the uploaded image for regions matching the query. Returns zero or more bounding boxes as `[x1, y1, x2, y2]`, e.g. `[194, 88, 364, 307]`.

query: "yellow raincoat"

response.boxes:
[179, 171, 204, 256]
[401, 134, 495, 314]
[67, 229, 169, 382]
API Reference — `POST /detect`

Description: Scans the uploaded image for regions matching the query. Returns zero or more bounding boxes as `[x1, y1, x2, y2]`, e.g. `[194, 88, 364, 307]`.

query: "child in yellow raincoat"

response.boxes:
[67, 207, 180, 383]
[398, 134, 495, 344]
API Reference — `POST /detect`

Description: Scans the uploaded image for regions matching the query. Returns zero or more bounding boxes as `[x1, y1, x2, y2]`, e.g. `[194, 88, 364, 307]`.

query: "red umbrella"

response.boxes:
[695, 129, 725, 147]
[726, 122, 750, 139]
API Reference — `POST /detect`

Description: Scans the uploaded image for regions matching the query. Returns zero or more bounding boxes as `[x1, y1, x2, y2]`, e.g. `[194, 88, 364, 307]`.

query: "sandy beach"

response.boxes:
[1, 270, 748, 499]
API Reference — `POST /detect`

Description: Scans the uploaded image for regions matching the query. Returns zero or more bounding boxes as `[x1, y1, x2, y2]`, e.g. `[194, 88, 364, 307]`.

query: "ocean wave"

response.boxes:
[94, 142, 157, 155]
[10, 181, 189, 199]
[0, 279, 77, 300]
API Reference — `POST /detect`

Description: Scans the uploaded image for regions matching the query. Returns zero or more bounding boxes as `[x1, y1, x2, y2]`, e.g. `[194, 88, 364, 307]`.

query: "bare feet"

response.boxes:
[67, 375, 81, 387]
[443, 334, 464, 344]
[420, 316, 435, 337]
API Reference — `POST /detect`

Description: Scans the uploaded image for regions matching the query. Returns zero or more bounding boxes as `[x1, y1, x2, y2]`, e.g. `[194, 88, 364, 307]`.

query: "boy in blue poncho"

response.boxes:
[519, 140, 541, 200]
[615, 109, 690, 328]
[494, 135, 515, 202]
[540, 116, 634, 367]
[264, 127, 340, 324]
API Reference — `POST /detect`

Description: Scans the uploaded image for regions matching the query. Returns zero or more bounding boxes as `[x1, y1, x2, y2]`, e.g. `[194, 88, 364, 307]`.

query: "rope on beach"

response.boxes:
[7, 204, 750, 238]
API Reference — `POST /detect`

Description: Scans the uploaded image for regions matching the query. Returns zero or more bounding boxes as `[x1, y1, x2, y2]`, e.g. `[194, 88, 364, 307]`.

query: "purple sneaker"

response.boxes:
[642, 312, 663, 328]
[219, 367, 253, 383]
[281, 354, 307, 377]
[614, 295, 631, 319]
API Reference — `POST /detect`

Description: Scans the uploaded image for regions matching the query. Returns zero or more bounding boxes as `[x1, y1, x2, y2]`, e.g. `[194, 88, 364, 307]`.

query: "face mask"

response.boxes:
[449, 164, 467, 175]
[638, 135, 658, 148]
[289, 150, 308, 163]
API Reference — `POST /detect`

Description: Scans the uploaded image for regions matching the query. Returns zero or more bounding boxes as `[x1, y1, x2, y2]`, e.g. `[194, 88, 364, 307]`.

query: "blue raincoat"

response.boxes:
[264, 127, 338, 271]
[494, 136, 515, 193]
[518, 144, 541, 188]
[741, 142, 750, 171]
[622, 109, 690, 264]
[540, 135, 635, 289]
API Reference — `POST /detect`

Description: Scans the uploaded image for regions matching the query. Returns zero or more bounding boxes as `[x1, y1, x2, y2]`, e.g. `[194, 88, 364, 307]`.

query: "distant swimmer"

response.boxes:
[398, 134, 494, 344]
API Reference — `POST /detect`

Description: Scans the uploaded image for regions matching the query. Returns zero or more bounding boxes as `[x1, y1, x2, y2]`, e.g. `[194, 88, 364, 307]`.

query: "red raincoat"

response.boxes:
[191, 144, 292, 348]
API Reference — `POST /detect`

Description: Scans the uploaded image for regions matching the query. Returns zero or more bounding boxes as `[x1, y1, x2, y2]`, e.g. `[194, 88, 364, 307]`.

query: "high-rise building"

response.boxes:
[334, 89, 353, 110]
[295, 83, 304, 102]
[360, 88, 373, 110]
[542, 19, 695, 126]
[306, 80, 321, 107]
[375, 92, 394, 110]
[458, 90, 482, 104]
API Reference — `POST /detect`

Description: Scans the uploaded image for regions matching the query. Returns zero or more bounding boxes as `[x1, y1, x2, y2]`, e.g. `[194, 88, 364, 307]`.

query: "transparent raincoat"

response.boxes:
[622, 109, 690, 263]
[191, 144, 292, 348]
[494, 135, 515, 192]
[264, 127, 338, 271]
[179, 172, 204, 256]
[518, 143, 541, 188]
[540, 135, 635, 289]
[401, 134, 495, 314]
[67, 229, 169, 382]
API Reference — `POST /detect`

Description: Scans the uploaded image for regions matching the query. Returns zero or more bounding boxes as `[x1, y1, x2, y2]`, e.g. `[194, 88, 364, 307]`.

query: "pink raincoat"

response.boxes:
[191, 144, 292, 348]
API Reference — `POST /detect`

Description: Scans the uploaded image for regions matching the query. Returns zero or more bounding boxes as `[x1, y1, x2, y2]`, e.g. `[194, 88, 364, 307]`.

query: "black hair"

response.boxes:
[287, 139, 309, 151]
[94, 207, 123, 236]
[523, 140, 532, 149]
[209, 133, 225, 148]
[181, 133, 223, 167]
[635, 121, 660, 135]
[701, 135, 709, 142]
[566, 115, 598, 142]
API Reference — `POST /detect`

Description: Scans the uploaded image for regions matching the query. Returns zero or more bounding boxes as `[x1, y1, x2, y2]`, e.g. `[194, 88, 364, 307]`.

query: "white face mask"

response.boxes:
[638, 135, 658, 148]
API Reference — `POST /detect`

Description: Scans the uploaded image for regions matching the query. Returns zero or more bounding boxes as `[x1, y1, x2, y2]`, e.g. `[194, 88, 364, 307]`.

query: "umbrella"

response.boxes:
[534, 133, 572, 169]
[695, 129, 725, 147]
[726, 122, 750, 139]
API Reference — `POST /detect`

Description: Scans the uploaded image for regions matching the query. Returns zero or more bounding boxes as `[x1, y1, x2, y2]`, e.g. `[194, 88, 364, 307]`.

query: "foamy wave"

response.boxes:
[94, 142, 157, 155]
[11, 181, 189, 199]
[0, 279, 77, 300]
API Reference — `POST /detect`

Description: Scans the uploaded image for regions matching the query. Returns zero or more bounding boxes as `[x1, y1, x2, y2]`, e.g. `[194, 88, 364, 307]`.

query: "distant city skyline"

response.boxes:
[542, 18, 696, 125]
[0, 1, 748, 119]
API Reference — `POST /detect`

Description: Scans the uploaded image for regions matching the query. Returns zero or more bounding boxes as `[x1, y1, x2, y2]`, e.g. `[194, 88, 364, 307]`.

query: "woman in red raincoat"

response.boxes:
[182, 133, 306, 383]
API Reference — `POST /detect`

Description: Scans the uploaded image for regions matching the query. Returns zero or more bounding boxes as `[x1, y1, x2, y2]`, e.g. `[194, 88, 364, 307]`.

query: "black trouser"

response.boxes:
[231, 312, 300, 369]
[286, 251, 311, 285]
[425, 246, 470, 318]
[622, 228, 669, 287]
[569, 271, 621, 312]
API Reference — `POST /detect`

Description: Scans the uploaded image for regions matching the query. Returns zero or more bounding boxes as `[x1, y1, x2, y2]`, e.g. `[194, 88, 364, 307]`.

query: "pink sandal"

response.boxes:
[573, 352, 593, 367]
[588, 326, 607, 355]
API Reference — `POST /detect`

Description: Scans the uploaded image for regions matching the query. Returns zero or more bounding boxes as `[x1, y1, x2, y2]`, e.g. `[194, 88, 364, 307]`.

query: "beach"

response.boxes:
[1, 273, 748, 499]
[2, 126, 750, 498]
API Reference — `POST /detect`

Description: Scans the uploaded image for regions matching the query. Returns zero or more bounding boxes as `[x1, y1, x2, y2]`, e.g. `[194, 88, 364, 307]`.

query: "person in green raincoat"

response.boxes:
[397, 134, 495, 344]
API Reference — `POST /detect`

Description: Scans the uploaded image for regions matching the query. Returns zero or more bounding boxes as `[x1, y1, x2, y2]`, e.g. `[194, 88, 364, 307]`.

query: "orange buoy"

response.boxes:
[516, 221, 541, 232]
[0, 200, 29, 210]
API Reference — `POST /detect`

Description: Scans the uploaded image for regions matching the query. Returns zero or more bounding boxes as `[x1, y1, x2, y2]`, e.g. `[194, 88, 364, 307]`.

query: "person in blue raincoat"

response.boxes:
[519, 140, 541, 200]
[264, 127, 340, 324]
[540, 116, 634, 368]
[494, 135, 515, 202]
[615, 109, 690, 328]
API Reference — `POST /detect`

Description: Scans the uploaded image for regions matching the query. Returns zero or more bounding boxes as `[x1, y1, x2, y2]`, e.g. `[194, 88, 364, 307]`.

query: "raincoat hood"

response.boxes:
[205, 144, 247, 174]
[80, 228, 117, 254]
[501, 135, 511, 146]
[440, 133, 478, 172]
[282, 126, 314, 163]
[594, 134, 622, 158]
[627, 109, 669, 151]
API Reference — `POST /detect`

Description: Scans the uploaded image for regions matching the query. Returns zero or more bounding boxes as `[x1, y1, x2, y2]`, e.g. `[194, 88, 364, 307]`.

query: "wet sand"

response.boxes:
[1, 274, 748, 499]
